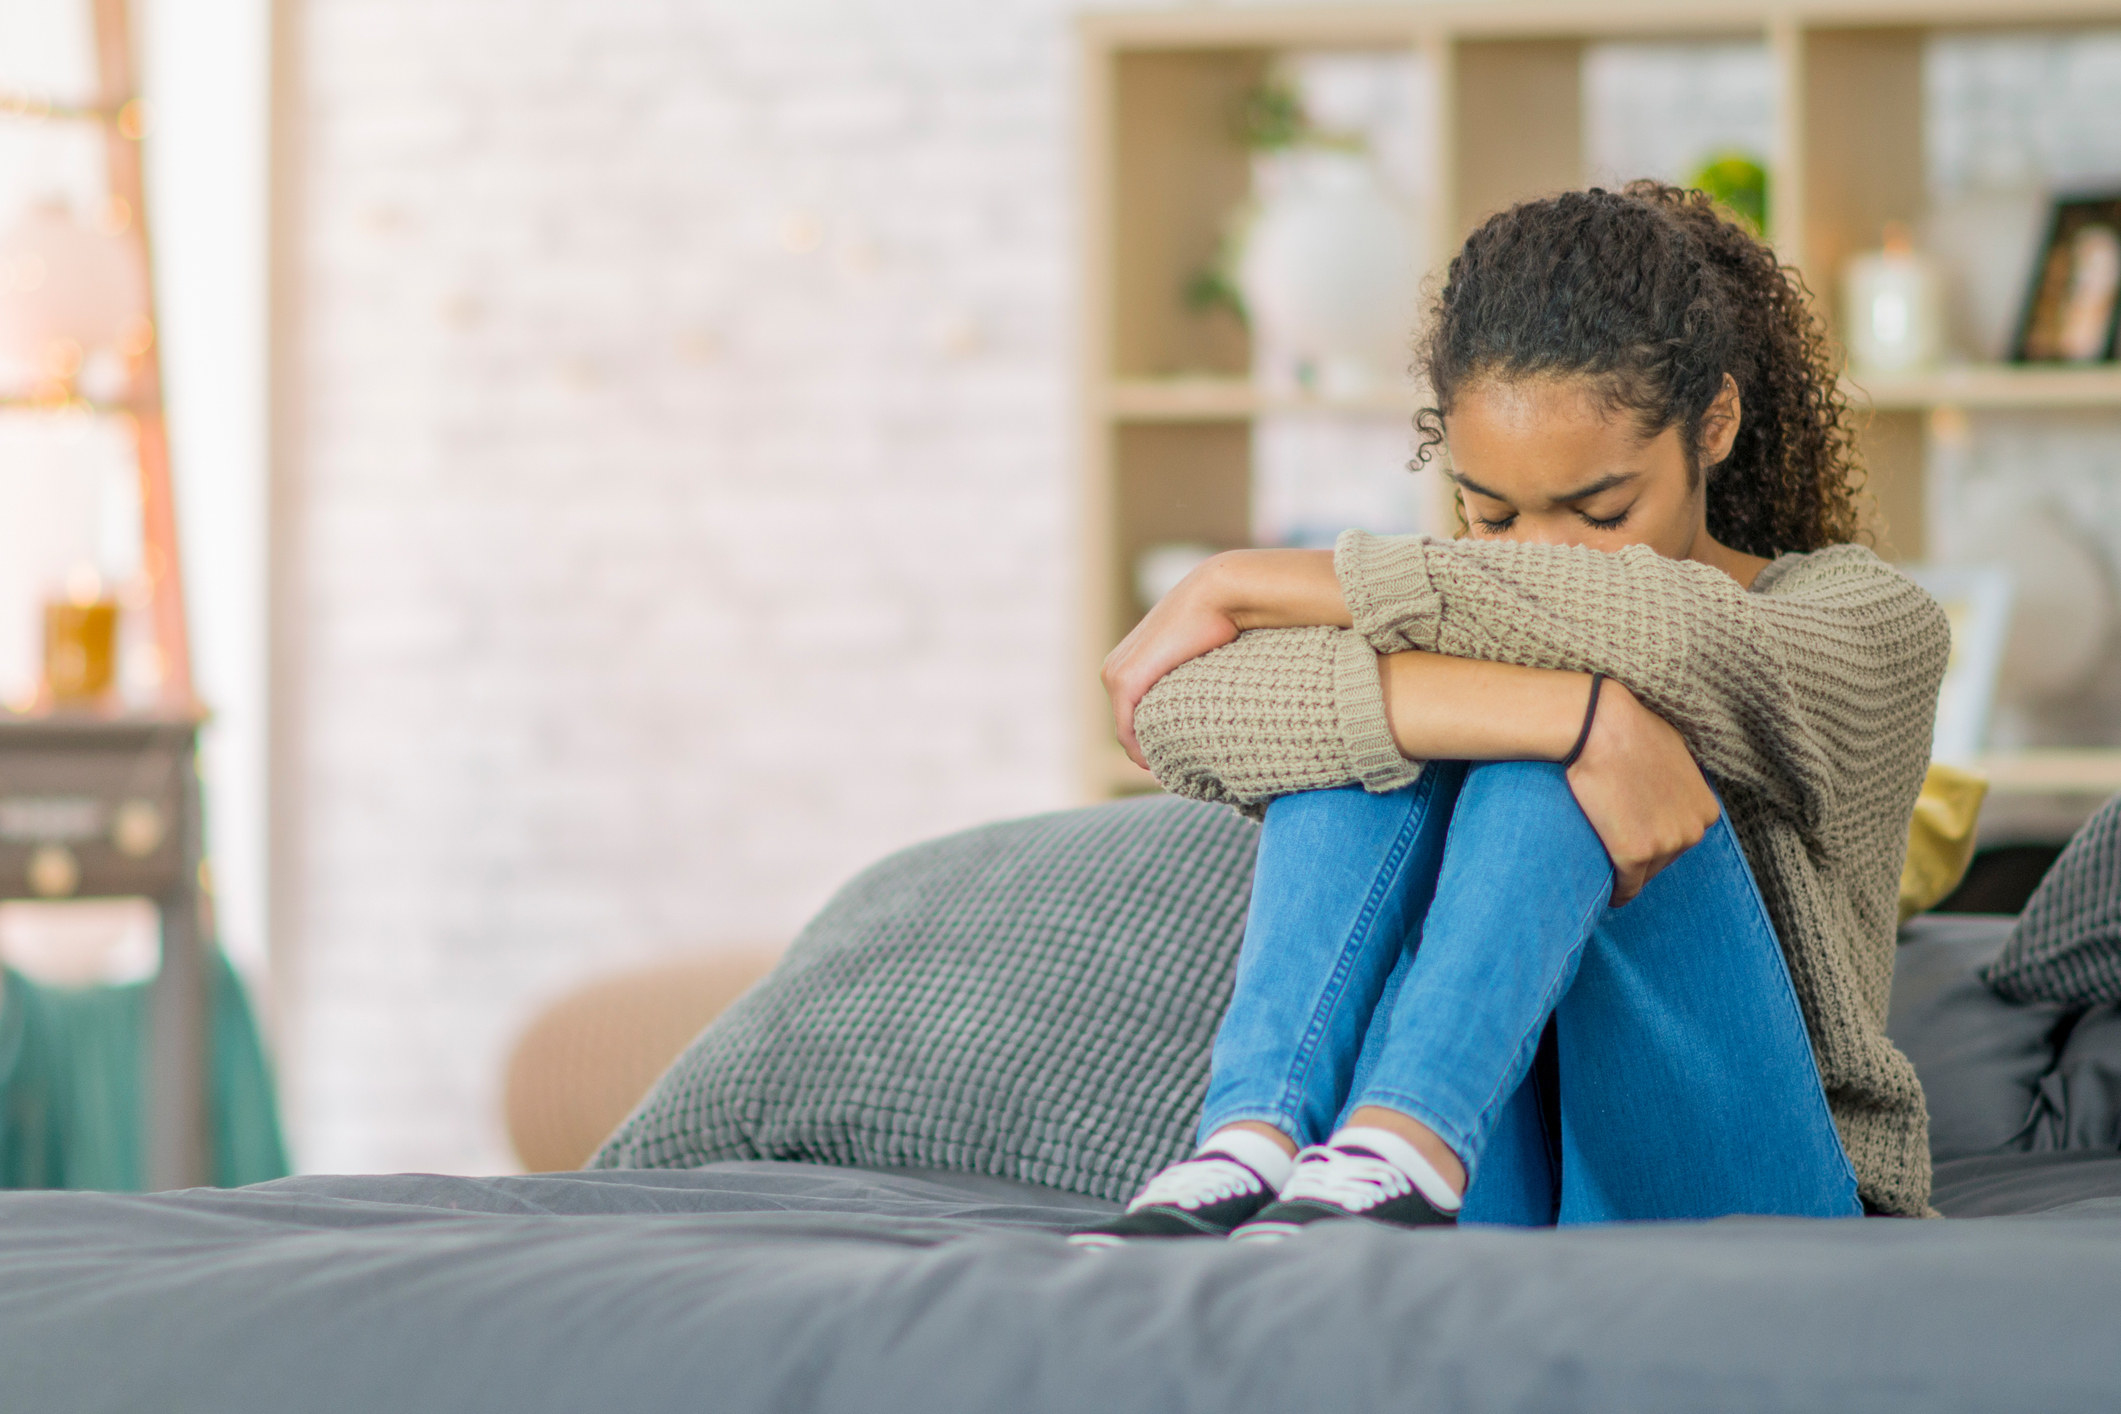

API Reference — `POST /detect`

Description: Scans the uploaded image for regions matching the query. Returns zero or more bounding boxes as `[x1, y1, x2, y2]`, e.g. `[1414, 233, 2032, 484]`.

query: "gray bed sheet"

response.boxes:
[5, 1159, 2121, 1414]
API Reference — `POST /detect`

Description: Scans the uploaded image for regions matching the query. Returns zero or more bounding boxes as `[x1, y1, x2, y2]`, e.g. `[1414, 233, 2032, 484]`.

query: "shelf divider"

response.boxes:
[1843, 365, 2121, 410]
[1108, 377, 1420, 422]
[1975, 750, 2121, 798]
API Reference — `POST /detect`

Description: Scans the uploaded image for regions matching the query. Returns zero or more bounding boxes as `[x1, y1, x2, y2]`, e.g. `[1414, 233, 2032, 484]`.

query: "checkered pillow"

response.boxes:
[591, 796, 1258, 1201]
[1983, 793, 2121, 1007]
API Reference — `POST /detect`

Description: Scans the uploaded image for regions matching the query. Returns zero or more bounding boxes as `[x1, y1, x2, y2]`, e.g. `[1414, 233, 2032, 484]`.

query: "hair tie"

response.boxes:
[1561, 673, 1607, 770]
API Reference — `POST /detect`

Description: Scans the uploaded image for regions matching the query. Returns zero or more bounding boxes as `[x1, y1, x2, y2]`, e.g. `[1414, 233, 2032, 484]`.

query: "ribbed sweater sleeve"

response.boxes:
[1332, 532, 1950, 839]
[1134, 625, 1420, 814]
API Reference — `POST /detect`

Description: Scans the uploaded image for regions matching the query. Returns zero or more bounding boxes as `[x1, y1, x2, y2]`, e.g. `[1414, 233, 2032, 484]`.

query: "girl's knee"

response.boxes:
[1462, 759, 1572, 800]
[1266, 765, 1465, 829]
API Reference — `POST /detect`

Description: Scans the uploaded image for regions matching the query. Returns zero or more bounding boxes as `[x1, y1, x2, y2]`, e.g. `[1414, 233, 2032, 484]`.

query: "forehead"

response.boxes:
[1443, 377, 1671, 501]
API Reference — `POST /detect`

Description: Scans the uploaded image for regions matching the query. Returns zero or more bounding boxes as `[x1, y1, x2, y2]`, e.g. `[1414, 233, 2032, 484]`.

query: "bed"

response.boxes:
[5, 813, 2119, 1413]
[2, 1150, 2119, 1413]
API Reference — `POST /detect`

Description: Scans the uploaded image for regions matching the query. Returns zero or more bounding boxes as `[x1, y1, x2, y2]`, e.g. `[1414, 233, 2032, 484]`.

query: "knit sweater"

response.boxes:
[1134, 531, 1951, 1216]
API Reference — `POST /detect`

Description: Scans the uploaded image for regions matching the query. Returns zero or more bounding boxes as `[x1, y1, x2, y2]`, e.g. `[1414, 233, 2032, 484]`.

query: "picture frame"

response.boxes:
[2013, 191, 2121, 364]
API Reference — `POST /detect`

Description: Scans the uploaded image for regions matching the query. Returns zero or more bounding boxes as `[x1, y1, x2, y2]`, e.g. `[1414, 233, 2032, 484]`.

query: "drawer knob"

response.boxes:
[27, 844, 79, 899]
[112, 799, 165, 858]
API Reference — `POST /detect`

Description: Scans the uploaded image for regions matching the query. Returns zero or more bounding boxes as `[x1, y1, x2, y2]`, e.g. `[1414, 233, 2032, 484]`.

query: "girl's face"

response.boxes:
[1442, 374, 1742, 563]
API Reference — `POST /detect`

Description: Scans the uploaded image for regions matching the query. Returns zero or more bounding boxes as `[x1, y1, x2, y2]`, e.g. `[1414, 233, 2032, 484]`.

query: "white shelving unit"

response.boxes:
[1077, 0, 2121, 805]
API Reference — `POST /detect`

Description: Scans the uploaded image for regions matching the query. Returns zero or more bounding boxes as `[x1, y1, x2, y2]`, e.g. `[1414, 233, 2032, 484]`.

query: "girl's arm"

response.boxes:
[1385, 651, 1723, 903]
[1109, 535, 1950, 838]
[1129, 625, 1720, 903]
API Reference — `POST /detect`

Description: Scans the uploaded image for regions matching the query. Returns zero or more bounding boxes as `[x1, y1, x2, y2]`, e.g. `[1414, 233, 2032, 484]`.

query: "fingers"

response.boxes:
[1608, 814, 1715, 907]
[1109, 672, 1141, 766]
[1105, 654, 1152, 769]
[1608, 850, 1664, 907]
[1115, 705, 1145, 769]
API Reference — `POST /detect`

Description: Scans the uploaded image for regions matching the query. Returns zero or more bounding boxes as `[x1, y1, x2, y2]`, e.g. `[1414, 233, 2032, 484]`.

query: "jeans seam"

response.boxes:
[1703, 822, 1861, 1198]
[1270, 780, 1433, 1138]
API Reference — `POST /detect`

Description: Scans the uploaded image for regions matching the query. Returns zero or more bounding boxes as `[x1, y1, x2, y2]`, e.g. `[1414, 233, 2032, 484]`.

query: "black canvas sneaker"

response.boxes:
[1066, 1152, 1281, 1248]
[1231, 1143, 1457, 1241]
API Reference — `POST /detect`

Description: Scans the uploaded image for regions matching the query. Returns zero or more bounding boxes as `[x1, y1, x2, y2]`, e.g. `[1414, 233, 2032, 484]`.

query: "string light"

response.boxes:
[118, 316, 154, 358]
[0, 92, 55, 121]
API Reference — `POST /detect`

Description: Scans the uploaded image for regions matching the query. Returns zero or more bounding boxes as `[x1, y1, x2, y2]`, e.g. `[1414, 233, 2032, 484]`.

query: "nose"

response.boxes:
[1514, 515, 1592, 549]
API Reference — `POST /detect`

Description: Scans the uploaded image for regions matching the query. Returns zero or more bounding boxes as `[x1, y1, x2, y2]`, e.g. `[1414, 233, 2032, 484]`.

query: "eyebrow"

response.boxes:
[1449, 470, 1638, 506]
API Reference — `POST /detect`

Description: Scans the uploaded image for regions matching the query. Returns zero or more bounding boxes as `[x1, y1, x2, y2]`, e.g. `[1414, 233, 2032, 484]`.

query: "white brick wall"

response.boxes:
[290, 0, 1115, 1173]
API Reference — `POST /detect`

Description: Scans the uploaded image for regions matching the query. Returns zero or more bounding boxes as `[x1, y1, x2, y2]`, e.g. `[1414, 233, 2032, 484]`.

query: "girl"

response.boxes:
[1072, 183, 1948, 1242]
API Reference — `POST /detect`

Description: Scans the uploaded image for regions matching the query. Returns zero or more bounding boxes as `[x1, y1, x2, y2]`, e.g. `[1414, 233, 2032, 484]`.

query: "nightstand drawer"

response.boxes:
[0, 721, 195, 901]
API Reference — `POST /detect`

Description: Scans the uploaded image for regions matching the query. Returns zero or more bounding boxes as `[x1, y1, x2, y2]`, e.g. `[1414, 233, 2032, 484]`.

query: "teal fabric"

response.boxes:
[0, 950, 289, 1190]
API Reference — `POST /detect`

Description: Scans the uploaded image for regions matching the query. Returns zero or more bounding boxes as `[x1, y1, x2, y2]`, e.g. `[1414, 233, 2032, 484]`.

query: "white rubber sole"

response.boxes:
[1228, 1220, 1303, 1242]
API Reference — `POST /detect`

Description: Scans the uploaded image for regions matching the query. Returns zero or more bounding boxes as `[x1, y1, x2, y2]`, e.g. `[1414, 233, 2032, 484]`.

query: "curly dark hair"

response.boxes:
[1413, 181, 1864, 558]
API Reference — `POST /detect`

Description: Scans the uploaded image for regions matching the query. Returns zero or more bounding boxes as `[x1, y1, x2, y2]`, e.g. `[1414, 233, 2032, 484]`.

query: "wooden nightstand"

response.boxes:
[0, 711, 209, 1190]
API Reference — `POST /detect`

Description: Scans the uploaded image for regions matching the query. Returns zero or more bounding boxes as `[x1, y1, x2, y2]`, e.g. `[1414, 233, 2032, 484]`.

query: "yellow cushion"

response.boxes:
[1899, 762, 1988, 923]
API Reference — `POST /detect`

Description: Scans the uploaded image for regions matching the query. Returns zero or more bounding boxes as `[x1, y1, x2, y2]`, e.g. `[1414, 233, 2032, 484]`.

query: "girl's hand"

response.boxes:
[1102, 565, 1243, 768]
[1103, 549, 1352, 767]
[1103, 549, 1351, 766]
[1565, 679, 1721, 905]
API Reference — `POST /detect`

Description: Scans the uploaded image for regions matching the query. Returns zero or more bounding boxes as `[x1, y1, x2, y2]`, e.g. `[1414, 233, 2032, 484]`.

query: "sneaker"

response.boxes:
[1231, 1143, 1457, 1242]
[1066, 1152, 1281, 1248]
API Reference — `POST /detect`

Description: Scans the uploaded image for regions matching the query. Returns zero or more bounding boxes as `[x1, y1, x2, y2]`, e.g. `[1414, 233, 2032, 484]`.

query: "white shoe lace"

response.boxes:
[1127, 1156, 1263, 1213]
[1277, 1147, 1412, 1213]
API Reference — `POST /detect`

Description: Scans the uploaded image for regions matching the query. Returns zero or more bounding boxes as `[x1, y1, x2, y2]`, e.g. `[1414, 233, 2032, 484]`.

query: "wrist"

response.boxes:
[1378, 653, 1611, 764]
[1189, 551, 1251, 620]
[1214, 548, 1347, 632]
[1569, 678, 1645, 769]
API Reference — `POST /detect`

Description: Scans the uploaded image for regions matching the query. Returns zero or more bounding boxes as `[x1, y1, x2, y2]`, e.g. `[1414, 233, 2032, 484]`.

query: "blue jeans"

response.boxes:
[1198, 761, 1861, 1225]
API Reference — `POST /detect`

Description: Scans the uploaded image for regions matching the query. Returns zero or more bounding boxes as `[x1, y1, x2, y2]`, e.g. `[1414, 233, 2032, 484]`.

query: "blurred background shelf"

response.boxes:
[1845, 366, 2121, 411]
[1108, 377, 1417, 422]
[1975, 750, 2121, 798]
[1111, 367, 2121, 422]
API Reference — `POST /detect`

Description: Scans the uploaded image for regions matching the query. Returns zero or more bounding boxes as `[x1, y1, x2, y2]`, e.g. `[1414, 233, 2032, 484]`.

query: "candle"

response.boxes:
[1842, 223, 1946, 374]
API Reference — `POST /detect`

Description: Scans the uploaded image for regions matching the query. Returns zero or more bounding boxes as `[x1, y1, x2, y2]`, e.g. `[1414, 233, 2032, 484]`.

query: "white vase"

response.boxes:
[1239, 150, 1421, 399]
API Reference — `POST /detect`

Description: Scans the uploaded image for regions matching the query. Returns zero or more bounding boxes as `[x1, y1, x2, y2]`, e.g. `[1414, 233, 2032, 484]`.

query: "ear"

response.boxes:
[1700, 374, 1742, 469]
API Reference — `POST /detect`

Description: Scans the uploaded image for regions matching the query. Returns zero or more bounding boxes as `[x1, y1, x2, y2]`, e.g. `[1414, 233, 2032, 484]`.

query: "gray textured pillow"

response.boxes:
[1983, 794, 2121, 1007]
[591, 796, 1258, 1201]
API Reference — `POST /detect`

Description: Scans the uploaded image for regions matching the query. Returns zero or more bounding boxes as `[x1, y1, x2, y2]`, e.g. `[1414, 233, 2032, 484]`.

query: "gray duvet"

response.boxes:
[4, 1157, 2121, 1414]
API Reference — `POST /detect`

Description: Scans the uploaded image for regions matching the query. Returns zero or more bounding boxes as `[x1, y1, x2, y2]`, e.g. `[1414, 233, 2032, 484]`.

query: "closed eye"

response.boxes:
[1578, 506, 1631, 530]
